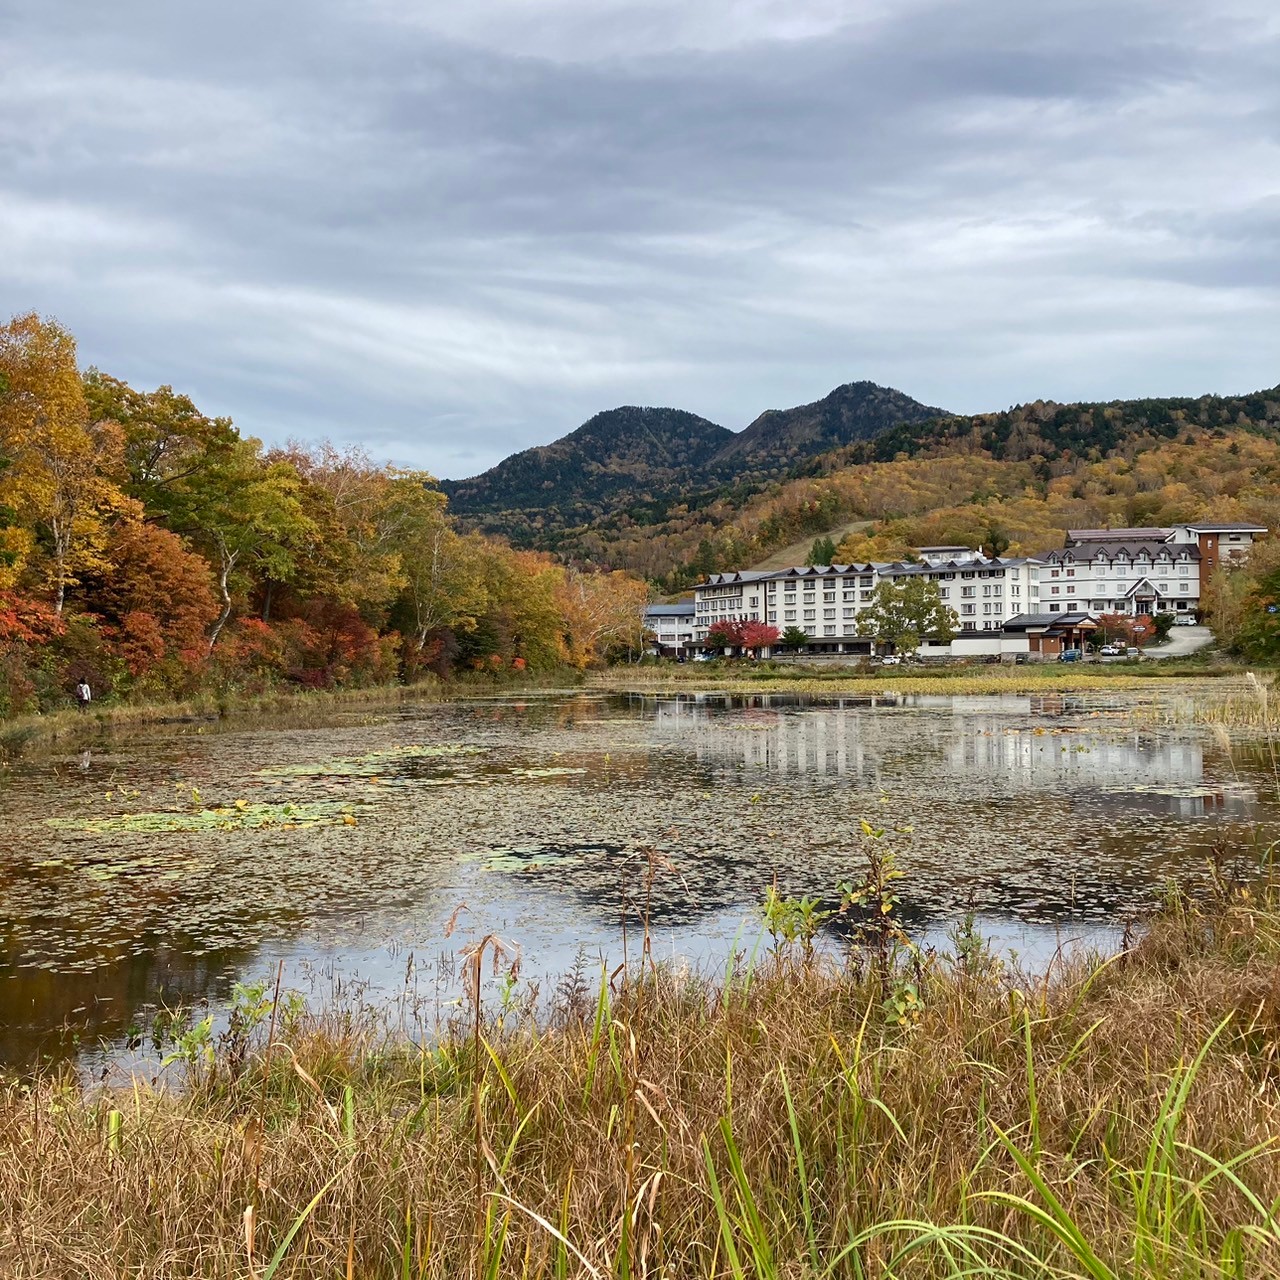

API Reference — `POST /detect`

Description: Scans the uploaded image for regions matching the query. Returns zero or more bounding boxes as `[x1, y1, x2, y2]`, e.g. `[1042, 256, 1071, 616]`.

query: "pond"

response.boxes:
[1, 687, 1273, 1073]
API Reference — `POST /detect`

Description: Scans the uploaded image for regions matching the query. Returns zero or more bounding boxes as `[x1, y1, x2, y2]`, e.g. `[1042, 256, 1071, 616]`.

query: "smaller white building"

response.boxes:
[644, 603, 697, 655]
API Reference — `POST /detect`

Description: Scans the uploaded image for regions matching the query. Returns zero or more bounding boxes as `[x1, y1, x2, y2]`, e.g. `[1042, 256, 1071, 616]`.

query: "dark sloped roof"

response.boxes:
[1002, 611, 1098, 632]
[1067, 527, 1174, 542]
[1044, 542, 1199, 562]
[645, 604, 696, 617]
[1185, 522, 1267, 533]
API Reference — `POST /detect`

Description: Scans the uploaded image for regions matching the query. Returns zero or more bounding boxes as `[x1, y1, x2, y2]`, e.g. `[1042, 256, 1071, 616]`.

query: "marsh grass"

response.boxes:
[596, 665, 1233, 697]
[4, 888, 1280, 1278]
[0, 669, 587, 763]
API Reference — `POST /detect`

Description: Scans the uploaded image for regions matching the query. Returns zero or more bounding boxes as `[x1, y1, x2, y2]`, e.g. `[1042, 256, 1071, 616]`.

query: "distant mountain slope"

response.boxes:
[440, 406, 732, 536]
[442, 382, 948, 544]
[713, 381, 946, 471]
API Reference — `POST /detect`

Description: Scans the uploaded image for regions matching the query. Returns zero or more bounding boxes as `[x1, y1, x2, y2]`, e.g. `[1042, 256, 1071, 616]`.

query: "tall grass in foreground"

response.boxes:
[4, 886, 1280, 1278]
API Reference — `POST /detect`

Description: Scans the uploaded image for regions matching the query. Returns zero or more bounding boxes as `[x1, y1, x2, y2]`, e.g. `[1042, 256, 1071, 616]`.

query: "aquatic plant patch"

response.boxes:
[257, 743, 487, 778]
[46, 800, 363, 834]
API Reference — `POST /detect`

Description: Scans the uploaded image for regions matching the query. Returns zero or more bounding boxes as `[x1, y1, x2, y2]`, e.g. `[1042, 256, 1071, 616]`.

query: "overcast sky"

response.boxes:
[3, 1, 1278, 478]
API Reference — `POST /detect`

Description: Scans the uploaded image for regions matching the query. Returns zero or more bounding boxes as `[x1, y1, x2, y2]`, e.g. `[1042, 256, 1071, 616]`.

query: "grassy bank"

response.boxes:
[4, 882, 1280, 1277]
[0, 669, 587, 762]
[594, 661, 1242, 698]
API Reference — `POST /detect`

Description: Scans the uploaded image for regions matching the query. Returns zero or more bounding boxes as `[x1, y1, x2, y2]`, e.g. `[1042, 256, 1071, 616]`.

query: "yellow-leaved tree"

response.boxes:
[558, 568, 648, 667]
[0, 314, 135, 611]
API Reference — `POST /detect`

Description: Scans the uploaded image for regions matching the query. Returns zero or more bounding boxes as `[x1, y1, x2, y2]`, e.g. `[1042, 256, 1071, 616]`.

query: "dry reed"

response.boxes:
[3, 886, 1280, 1278]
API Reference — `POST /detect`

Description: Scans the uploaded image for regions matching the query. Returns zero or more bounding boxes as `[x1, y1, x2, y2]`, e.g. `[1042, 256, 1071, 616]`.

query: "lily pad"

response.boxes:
[258, 744, 486, 778]
[46, 801, 363, 834]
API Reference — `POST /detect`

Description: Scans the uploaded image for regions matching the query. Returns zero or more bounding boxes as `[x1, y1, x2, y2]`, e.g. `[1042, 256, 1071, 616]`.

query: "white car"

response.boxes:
[880, 654, 901, 666]
[1173, 615, 1198, 626]
[1098, 644, 1121, 656]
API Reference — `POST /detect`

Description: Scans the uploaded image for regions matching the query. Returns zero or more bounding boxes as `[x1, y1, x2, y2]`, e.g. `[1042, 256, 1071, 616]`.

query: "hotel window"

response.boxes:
[1051, 586, 1060, 595]
[1066, 569, 1075, 577]
[960, 587, 975, 598]
[767, 611, 777, 622]
[1050, 569, 1060, 578]
[843, 591, 855, 601]
[1179, 564, 1190, 575]
[982, 603, 992, 614]
[992, 585, 1002, 595]
[843, 608, 856, 618]
[859, 576, 873, 587]
[823, 592, 835, 602]
[784, 582, 796, 592]
[961, 604, 976, 616]
[1179, 583, 1189, 592]
[803, 609, 816, 620]
[784, 610, 796, 621]
[982, 585, 991, 597]
[860, 591, 874, 602]
[823, 625, 837, 636]
[824, 609, 836, 619]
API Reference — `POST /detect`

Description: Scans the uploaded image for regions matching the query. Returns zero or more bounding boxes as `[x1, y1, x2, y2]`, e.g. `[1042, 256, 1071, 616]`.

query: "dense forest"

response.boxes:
[0, 314, 647, 717]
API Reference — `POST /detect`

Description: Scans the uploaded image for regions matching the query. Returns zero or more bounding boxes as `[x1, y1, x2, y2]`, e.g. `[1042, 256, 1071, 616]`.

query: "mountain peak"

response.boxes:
[711, 381, 947, 469]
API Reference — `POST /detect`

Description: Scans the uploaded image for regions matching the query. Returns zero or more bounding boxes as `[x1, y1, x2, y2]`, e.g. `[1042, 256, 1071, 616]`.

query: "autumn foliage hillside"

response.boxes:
[562, 392, 1280, 589]
[0, 313, 648, 718]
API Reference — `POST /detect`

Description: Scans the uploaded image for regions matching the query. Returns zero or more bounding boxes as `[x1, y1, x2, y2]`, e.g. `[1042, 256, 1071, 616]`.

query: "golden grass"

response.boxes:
[4, 889, 1280, 1277]
[596, 665, 1231, 697]
[0, 670, 588, 762]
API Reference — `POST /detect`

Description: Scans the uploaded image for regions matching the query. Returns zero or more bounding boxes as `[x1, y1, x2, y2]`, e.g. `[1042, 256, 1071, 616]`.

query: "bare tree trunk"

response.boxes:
[208, 541, 237, 651]
[50, 516, 68, 615]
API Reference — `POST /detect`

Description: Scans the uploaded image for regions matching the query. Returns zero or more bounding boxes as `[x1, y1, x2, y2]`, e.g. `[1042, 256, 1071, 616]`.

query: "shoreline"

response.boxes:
[0, 670, 588, 762]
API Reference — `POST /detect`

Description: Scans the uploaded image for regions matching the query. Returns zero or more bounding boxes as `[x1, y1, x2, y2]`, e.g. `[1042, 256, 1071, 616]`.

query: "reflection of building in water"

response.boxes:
[948, 730, 1201, 785]
[648, 697, 1252, 810]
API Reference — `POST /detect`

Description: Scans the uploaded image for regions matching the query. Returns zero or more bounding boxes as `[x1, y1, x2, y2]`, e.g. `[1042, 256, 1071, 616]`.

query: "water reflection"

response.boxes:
[1, 688, 1275, 1072]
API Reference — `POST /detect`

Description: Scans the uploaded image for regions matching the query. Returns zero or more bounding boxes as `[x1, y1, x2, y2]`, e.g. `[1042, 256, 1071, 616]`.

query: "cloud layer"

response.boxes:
[3, 0, 1278, 477]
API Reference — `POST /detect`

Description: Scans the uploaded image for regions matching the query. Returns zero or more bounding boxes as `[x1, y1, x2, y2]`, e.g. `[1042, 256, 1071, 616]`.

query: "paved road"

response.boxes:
[1144, 624, 1215, 659]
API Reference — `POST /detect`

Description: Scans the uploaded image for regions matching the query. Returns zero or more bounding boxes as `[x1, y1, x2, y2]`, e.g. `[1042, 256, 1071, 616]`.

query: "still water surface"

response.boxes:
[0, 689, 1271, 1071]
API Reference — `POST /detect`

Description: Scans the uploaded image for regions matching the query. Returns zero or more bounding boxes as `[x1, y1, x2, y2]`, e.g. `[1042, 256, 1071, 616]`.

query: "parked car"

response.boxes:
[1126, 647, 1142, 658]
[691, 651, 714, 662]
[1098, 644, 1121, 656]
[880, 654, 901, 666]
[1058, 649, 1083, 663]
[1173, 614, 1198, 626]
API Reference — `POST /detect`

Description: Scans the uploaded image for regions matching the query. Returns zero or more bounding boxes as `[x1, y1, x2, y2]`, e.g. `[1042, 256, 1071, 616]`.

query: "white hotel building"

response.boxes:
[693, 546, 1043, 653]
[691, 523, 1265, 653]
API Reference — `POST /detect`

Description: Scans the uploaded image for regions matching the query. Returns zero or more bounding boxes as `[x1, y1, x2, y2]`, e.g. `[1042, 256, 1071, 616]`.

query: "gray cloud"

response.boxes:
[1, 0, 1277, 477]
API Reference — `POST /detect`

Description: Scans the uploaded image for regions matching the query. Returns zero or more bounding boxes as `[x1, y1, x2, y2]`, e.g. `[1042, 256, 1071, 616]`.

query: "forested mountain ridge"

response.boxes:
[522, 385, 1280, 588]
[840, 387, 1280, 468]
[439, 407, 732, 537]
[441, 383, 946, 542]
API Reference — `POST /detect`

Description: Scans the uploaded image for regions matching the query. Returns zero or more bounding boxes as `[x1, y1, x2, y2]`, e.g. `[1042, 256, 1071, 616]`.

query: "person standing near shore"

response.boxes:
[75, 679, 92, 712]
